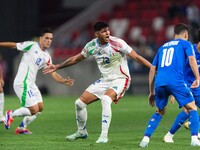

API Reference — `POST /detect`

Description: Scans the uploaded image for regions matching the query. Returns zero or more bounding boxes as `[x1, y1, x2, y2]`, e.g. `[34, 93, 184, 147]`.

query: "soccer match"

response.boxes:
[0, 0, 200, 149]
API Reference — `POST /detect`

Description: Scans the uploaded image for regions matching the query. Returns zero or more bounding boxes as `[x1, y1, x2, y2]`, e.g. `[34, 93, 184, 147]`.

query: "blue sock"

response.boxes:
[199, 115, 200, 130]
[189, 110, 199, 136]
[19, 121, 24, 127]
[144, 113, 162, 137]
[169, 110, 189, 134]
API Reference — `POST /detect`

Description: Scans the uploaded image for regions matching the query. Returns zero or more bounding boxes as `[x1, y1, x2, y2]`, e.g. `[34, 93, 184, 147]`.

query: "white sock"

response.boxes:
[75, 99, 87, 133]
[191, 135, 198, 141]
[19, 112, 41, 129]
[167, 131, 174, 137]
[20, 115, 37, 129]
[0, 92, 4, 116]
[100, 95, 112, 138]
[12, 107, 31, 118]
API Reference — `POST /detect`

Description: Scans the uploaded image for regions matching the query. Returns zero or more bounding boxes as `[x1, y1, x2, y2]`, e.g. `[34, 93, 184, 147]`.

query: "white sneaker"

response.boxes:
[139, 136, 149, 148]
[96, 136, 108, 143]
[191, 140, 200, 146]
[66, 131, 88, 141]
[0, 115, 5, 123]
[163, 132, 174, 143]
[191, 136, 200, 146]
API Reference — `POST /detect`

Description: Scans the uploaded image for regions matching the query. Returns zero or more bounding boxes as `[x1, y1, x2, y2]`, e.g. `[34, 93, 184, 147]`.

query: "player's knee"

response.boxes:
[156, 108, 166, 116]
[185, 101, 197, 111]
[75, 98, 87, 110]
[101, 95, 112, 106]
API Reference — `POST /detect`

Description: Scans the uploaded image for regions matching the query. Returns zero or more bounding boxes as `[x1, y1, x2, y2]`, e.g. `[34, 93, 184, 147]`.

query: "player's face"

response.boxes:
[39, 33, 53, 50]
[96, 27, 110, 45]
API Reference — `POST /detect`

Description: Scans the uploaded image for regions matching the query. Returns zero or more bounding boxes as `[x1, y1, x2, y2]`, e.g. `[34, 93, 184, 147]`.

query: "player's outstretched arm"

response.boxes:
[0, 42, 17, 49]
[128, 50, 152, 68]
[43, 53, 85, 74]
[50, 72, 74, 86]
[148, 65, 156, 107]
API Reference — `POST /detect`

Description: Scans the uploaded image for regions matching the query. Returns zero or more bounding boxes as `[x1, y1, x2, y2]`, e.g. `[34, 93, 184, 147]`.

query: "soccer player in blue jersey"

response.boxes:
[139, 23, 200, 147]
[163, 29, 200, 143]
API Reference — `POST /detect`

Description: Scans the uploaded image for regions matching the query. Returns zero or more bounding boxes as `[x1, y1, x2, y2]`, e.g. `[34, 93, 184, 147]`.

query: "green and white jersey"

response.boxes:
[14, 41, 52, 85]
[81, 36, 132, 80]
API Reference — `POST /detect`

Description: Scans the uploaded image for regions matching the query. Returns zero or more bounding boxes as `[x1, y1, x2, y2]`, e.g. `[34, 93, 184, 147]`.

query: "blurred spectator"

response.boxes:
[168, 1, 186, 19]
[186, 2, 200, 42]
[109, 18, 129, 38]
[165, 25, 174, 40]
[152, 17, 164, 32]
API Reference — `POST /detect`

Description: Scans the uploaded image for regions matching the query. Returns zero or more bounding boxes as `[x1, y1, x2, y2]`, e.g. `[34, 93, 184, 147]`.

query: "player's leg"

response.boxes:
[140, 86, 168, 148]
[164, 109, 189, 143]
[96, 93, 113, 143]
[66, 91, 98, 140]
[96, 78, 130, 143]
[0, 85, 5, 122]
[4, 85, 38, 129]
[184, 101, 200, 146]
[16, 87, 43, 134]
[173, 85, 200, 146]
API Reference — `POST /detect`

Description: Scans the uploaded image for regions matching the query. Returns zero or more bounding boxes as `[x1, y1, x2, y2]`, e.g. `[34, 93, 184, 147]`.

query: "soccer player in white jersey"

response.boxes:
[0, 65, 5, 122]
[43, 22, 152, 143]
[0, 28, 74, 134]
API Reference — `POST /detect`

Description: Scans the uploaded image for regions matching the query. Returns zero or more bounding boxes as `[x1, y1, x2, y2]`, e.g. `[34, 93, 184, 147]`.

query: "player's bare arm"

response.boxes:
[0, 42, 17, 49]
[128, 50, 152, 68]
[148, 66, 156, 107]
[57, 53, 85, 69]
[189, 56, 200, 88]
[50, 72, 74, 86]
[43, 53, 85, 74]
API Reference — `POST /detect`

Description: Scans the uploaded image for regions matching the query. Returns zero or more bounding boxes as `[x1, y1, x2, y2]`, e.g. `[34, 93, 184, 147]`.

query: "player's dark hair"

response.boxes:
[197, 29, 200, 42]
[174, 23, 188, 35]
[93, 21, 108, 32]
[39, 28, 53, 37]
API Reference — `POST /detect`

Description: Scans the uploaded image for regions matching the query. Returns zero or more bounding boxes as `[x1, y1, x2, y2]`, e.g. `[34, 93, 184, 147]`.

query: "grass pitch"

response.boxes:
[0, 95, 199, 150]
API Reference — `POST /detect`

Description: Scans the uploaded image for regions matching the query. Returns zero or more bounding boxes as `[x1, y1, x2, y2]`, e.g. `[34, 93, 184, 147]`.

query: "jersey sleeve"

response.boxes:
[16, 41, 36, 51]
[184, 41, 195, 57]
[118, 39, 132, 54]
[81, 40, 95, 58]
[152, 53, 158, 67]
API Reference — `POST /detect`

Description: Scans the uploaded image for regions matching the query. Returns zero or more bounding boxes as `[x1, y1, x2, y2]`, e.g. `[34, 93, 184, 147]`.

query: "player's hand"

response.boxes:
[64, 76, 74, 86]
[0, 78, 4, 87]
[43, 64, 57, 74]
[148, 94, 155, 107]
[190, 79, 199, 88]
[170, 95, 175, 104]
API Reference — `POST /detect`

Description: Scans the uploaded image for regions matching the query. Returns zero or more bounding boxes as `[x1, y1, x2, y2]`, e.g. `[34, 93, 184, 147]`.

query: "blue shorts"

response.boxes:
[190, 86, 200, 108]
[155, 84, 194, 110]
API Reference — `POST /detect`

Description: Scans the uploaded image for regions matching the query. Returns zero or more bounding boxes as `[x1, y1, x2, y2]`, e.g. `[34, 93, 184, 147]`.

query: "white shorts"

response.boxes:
[86, 77, 131, 103]
[13, 83, 43, 107]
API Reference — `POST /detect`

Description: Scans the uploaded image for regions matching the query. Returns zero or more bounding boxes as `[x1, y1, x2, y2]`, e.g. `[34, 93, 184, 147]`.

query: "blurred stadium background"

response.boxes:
[0, 0, 200, 96]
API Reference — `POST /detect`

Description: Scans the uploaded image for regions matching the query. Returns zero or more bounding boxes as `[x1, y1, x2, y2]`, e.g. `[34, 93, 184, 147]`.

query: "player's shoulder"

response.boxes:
[85, 38, 97, 47]
[109, 36, 126, 48]
[18, 41, 37, 45]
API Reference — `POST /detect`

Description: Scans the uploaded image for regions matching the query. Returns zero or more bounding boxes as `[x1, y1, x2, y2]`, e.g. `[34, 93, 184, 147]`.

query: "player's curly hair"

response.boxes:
[39, 28, 53, 37]
[93, 21, 108, 32]
[174, 23, 188, 35]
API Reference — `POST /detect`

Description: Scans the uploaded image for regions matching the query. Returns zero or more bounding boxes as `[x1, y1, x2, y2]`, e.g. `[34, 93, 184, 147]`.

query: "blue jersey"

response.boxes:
[184, 44, 200, 87]
[152, 38, 194, 87]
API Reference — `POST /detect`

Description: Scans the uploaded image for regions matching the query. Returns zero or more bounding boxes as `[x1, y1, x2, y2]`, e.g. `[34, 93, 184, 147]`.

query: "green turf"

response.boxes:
[0, 95, 199, 150]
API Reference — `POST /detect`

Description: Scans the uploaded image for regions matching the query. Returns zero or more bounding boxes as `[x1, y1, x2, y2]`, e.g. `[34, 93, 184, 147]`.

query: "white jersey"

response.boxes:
[14, 41, 52, 85]
[81, 36, 132, 80]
